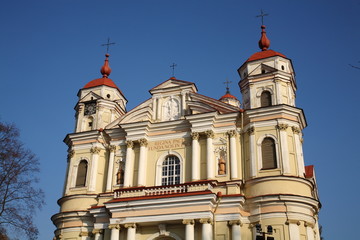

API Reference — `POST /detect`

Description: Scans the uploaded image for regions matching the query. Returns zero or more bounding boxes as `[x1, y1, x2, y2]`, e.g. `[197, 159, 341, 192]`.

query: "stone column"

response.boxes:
[275, 79, 281, 105]
[125, 223, 136, 240]
[229, 220, 242, 240]
[157, 98, 162, 121]
[137, 139, 148, 186]
[182, 219, 195, 240]
[277, 124, 290, 174]
[191, 132, 200, 181]
[288, 221, 300, 240]
[305, 223, 315, 240]
[248, 127, 256, 178]
[106, 145, 116, 192]
[205, 130, 215, 179]
[228, 130, 238, 179]
[89, 147, 101, 192]
[200, 218, 213, 240]
[292, 127, 305, 176]
[64, 150, 74, 195]
[123, 141, 134, 187]
[93, 229, 103, 240]
[109, 224, 120, 240]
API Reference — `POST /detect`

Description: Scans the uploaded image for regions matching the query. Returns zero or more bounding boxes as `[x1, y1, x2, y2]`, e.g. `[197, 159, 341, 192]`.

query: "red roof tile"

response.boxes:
[247, 50, 286, 62]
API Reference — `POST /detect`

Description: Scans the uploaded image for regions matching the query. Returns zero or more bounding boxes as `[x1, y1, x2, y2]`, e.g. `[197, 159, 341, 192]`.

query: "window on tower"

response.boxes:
[161, 155, 181, 186]
[261, 137, 277, 169]
[260, 91, 272, 107]
[76, 160, 88, 187]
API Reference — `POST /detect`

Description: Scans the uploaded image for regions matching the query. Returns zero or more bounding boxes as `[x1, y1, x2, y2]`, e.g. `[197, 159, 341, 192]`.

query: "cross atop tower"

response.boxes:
[223, 79, 232, 93]
[256, 9, 269, 26]
[170, 63, 177, 77]
[101, 38, 116, 53]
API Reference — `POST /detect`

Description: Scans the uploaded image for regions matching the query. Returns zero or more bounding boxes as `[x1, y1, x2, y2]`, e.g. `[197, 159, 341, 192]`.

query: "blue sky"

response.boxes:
[1, 0, 359, 239]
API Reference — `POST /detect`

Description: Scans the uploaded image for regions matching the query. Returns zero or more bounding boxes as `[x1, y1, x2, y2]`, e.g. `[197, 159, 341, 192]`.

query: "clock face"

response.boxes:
[84, 102, 96, 115]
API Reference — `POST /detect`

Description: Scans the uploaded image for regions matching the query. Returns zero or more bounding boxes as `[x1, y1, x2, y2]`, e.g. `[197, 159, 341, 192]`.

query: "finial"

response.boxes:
[170, 63, 177, 77]
[258, 25, 270, 51]
[100, 53, 112, 78]
[223, 79, 232, 94]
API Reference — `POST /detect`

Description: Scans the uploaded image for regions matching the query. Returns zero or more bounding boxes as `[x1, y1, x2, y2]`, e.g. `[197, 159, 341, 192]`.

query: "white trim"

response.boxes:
[256, 134, 280, 171]
[155, 151, 184, 186]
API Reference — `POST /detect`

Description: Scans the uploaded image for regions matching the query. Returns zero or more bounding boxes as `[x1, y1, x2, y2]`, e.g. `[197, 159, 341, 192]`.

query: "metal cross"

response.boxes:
[170, 63, 177, 77]
[101, 37, 116, 53]
[256, 9, 269, 25]
[223, 79, 232, 93]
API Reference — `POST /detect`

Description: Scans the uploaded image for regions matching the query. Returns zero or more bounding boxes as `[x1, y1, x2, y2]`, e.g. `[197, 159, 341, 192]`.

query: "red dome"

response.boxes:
[83, 77, 118, 89]
[220, 93, 237, 100]
[247, 50, 286, 62]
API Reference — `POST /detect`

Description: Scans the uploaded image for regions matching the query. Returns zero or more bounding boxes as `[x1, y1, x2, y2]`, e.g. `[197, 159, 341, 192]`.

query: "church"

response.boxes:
[51, 24, 321, 240]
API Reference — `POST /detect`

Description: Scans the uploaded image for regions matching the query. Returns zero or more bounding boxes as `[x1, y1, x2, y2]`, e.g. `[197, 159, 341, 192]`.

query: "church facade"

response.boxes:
[52, 25, 321, 240]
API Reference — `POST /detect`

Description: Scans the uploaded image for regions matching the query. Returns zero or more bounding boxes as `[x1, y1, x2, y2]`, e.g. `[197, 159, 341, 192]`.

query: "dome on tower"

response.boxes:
[219, 87, 240, 108]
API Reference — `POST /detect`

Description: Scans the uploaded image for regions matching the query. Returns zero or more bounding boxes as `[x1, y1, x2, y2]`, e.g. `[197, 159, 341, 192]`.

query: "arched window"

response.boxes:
[161, 155, 180, 186]
[261, 91, 272, 107]
[76, 160, 88, 187]
[261, 137, 277, 169]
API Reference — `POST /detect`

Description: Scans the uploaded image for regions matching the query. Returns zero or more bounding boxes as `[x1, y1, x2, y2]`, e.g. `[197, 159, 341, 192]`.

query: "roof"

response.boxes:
[219, 93, 237, 100]
[83, 77, 118, 89]
[247, 50, 286, 62]
[305, 165, 314, 178]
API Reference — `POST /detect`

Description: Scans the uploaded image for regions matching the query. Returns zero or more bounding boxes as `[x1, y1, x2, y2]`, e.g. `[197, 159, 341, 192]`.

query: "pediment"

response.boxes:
[149, 78, 197, 94]
[79, 91, 103, 103]
[249, 63, 277, 76]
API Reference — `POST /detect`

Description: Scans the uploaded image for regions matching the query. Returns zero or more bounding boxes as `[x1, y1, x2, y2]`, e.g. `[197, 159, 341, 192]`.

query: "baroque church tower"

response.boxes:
[52, 25, 321, 240]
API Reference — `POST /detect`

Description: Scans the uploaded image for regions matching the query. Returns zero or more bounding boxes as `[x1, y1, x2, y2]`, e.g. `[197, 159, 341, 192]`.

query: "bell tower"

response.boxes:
[75, 54, 127, 132]
[238, 25, 296, 110]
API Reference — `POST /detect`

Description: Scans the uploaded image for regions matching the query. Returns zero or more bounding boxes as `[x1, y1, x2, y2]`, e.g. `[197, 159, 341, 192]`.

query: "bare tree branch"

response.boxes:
[0, 121, 44, 240]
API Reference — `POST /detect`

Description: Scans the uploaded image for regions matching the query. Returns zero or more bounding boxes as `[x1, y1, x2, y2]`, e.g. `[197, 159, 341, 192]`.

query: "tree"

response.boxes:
[0, 121, 44, 240]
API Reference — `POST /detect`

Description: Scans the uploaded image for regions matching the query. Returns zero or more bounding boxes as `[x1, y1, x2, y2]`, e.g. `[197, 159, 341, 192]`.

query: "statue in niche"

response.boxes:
[116, 161, 124, 185]
[163, 97, 180, 121]
[218, 149, 226, 175]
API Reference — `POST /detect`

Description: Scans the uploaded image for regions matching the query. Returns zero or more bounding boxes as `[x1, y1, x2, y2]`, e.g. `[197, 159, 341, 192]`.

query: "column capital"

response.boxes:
[92, 229, 103, 234]
[292, 126, 301, 134]
[79, 231, 91, 237]
[182, 219, 195, 225]
[227, 130, 237, 137]
[304, 222, 315, 228]
[228, 220, 242, 226]
[126, 140, 134, 148]
[109, 145, 116, 152]
[191, 132, 200, 140]
[199, 218, 213, 225]
[67, 150, 75, 160]
[285, 220, 301, 225]
[247, 127, 255, 135]
[109, 224, 121, 230]
[205, 130, 215, 139]
[276, 123, 289, 131]
[124, 223, 137, 228]
[139, 138, 148, 147]
[90, 146, 101, 154]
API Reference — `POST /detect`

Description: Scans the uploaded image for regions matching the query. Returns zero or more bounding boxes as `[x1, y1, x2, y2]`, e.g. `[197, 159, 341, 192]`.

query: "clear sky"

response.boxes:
[1, 0, 359, 239]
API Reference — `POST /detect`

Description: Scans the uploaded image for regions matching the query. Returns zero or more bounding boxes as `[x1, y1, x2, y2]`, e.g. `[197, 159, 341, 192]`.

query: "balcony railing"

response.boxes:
[114, 180, 215, 199]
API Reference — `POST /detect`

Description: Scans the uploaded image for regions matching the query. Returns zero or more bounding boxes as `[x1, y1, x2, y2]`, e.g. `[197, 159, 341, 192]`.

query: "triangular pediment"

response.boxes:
[79, 91, 103, 103]
[149, 78, 197, 94]
[249, 63, 277, 76]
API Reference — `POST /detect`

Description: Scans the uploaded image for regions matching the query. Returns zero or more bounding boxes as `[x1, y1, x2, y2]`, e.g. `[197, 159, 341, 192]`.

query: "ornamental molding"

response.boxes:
[191, 132, 200, 140]
[79, 232, 91, 237]
[126, 140, 134, 148]
[182, 219, 195, 225]
[276, 123, 289, 131]
[139, 138, 148, 147]
[108, 224, 121, 230]
[205, 130, 215, 139]
[67, 150, 75, 160]
[90, 147, 101, 154]
[227, 130, 237, 138]
[304, 222, 315, 228]
[285, 220, 301, 225]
